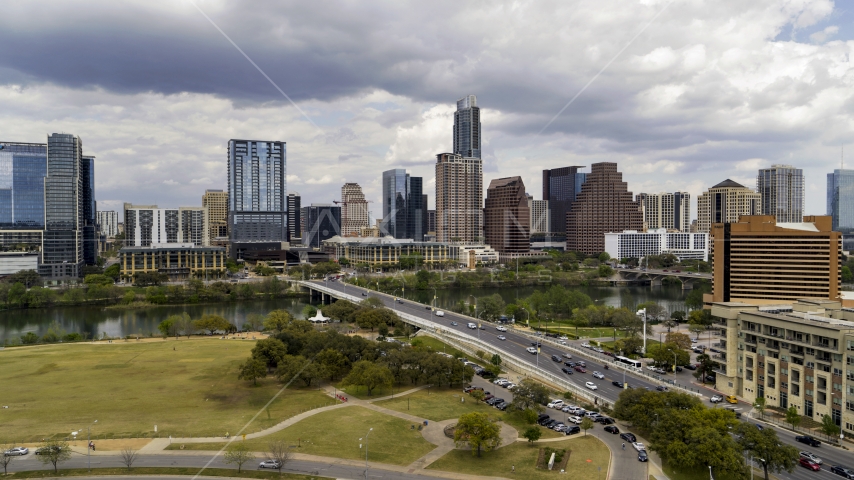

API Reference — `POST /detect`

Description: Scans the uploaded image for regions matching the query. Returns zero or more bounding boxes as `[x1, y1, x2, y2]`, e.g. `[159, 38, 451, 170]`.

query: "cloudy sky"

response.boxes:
[2, 0, 853, 219]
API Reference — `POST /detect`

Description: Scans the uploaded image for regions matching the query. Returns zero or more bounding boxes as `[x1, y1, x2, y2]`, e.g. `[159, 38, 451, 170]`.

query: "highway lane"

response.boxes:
[316, 280, 854, 479]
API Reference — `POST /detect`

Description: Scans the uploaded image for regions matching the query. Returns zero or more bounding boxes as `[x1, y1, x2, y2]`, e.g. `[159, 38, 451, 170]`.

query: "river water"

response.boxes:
[0, 285, 688, 343]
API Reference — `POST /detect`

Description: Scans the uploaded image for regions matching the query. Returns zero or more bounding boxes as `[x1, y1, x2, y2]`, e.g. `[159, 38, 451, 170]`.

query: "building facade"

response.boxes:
[636, 192, 691, 232]
[708, 215, 841, 304]
[0, 141, 47, 252]
[40, 133, 85, 280]
[301, 204, 341, 248]
[381, 169, 424, 240]
[435, 153, 483, 243]
[323, 236, 457, 268]
[528, 196, 550, 234]
[179, 207, 208, 246]
[565, 162, 643, 255]
[227, 139, 287, 243]
[97, 211, 119, 237]
[118, 243, 226, 282]
[543, 166, 586, 235]
[484, 176, 530, 254]
[80, 156, 97, 266]
[341, 182, 370, 236]
[202, 189, 228, 242]
[124, 204, 179, 247]
[287, 193, 301, 241]
[758, 165, 804, 223]
[604, 229, 708, 262]
[453, 95, 481, 159]
[696, 179, 761, 233]
[827, 169, 854, 233]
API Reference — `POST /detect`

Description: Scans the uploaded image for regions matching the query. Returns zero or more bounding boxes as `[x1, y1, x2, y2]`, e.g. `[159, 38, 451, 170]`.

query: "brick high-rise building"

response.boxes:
[435, 153, 483, 243]
[202, 189, 228, 242]
[565, 162, 643, 255]
[341, 182, 369, 237]
[484, 177, 530, 254]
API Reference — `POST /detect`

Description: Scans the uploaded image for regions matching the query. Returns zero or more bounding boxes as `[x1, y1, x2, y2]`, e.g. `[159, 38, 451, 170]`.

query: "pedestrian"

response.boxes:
[511, 465, 515, 473]
[92, 443, 96, 451]
[622, 443, 625, 450]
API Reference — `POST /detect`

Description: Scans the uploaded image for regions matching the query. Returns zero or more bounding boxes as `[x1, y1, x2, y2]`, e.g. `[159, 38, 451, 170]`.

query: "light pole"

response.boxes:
[431, 287, 437, 318]
[87, 420, 98, 471]
[361, 427, 373, 479]
[673, 352, 678, 373]
[708, 465, 713, 480]
[637, 309, 647, 354]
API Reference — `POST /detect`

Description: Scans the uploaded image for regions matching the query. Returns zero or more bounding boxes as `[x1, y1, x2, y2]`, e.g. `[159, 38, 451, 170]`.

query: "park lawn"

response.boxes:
[428, 435, 609, 480]
[167, 406, 436, 466]
[3, 467, 322, 479]
[0, 339, 330, 442]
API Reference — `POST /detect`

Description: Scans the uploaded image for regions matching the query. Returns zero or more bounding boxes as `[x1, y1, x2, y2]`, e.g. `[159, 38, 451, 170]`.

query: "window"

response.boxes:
[792, 370, 801, 382]
[781, 368, 788, 376]
[806, 361, 815, 369]
[768, 364, 776, 375]
[792, 384, 800, 396]
[747, 357, 754, 368]
[806, 389, 814, 397]
[806, 348, 815, 356]
[806, 375, 815, 383]
[834, 368, 843, 376]
[746, 370, 754, 381]
[834, 382, 843, 392]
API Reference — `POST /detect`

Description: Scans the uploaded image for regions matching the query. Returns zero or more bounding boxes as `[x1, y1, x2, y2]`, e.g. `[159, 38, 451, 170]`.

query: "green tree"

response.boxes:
[598, 264, 614, 277]
[820, 414, 841, 439]
[302, 304, 318, 320]
[157, 318, 175, 337]
[490, 353, 502, 367]
[685, 282, 711, 309]
[665, 332, 692, 350]
[20, 331, 39, 344]
[647, 342, 690, 368]
[251, 338, 288, 370]
[754, 397, 766, 418]
[84, 274, 114, 286]
[843, 265, 853, 283]
[194, 314, 230, 334]
[580, 417, 594, 436]
[598, 252, 611, 263]
[475, 350, 486, 361]
[453, 412, 502, 457]
[523, 426, 542, 444]
[237, 358, 267, 386]
[223, 442, 255, 473]
[341, 360, 394, 396]
[670, 310, 686, 322]
[244, 313, 265, 331]
[0, 443, 15, 474]
[263, 310, 293, 332]
[693, 353, 716, 384]
[276, 355, 325, 387]
[736, 423, 798, 480]
[638, 302, 667, 322]
[316, 348, 348, 380]
[478, 294, 506, 321]
[471, 389, 485, 403]
[103, 263, 120, 280]
[785, 406, 801, 431]
[36, 440, 71, 473]
[510, 378, 550, 411]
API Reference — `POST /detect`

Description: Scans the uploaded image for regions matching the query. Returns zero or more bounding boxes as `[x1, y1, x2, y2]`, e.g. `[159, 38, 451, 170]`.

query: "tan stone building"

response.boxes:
[202, 189, 229, 242]
[340, 182, 369, 236]
[435, 153, 483, 243]
[484, 177, 530, 254]
[118, 243, 226, 282]
[696, 179, 761, 233]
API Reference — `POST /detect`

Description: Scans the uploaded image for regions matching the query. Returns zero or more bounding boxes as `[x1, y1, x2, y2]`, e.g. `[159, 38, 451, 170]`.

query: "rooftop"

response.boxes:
[710, 179, 746, 189]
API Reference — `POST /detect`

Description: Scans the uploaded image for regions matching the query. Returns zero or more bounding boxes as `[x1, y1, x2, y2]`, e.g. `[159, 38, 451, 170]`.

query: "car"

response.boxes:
[496, 325, 507, 332]
[493, 378, 508, 384]
[726, 395, 738, 404]
[577, 361, 586, 367]
[684, 364, 698, 370]
[547, 400, 565, 409]
[620, 432, 637, 443]
[632, 442, 645, 452]
[467, 322, 477, 329]
[592, 371, 604, 379]
[831, 465, 854, 479]
[565, 361, 575, 367]
[581, 342, 591, 348]
[537, 416, 552, 426]
[585, 382, 598, 390]
[496, 334, 507, 341]
[425, 305, 431, 309]
[656, 385, 668, 392]
[564, 426, 581, 435]
[505, 383, 517, 390]
[584, 411, 601, 419]
[35, 446, 62, 455]
[562, 367, 574, 375]
[435, 311, 445, 317]
[259, 460, 282, 469]
[545, 419, 559, 428]
[463, 386, 482, 393]
[575, 366, 587, 373]
[796, 435, 822, 447]
[563, 353, 573, 359]
[724, 407, 742, 419]
[800, 452, 823, 465]
[710, 395, 723, 403]
[526, 347, 538, 354]
[754, 423, 764, 430]
[552, 423, 567, 431]
[596, 417, 615, 425]
[480, 325, 486, 330]
[3, 447, 28, 456]
[396, 298, 403, 304]
[568, 416, 583, 424]
[551, 355, 562, 362]
[800, 458, 822, 471]
[638, 451, 649, 462]
[604, 425, 620, 434]
[450, 321, 458, 326]
[612, 381, 624, 388]
[531, 341, 543, 347]
[495, 402, 509, 411]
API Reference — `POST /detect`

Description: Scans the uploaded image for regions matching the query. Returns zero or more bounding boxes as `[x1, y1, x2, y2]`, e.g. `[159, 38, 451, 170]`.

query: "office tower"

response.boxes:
[758, 165, 804, 223]
[710, 216, 840, 303]
[227, 139, 287, 243]
[827, 169, 854, 233]
[528, 196, 550, 234]
[301, 204, 341, 248]
[696, 179, 761, 233]
[381, 169, 424, 240]
[80, 156, 97, 265]
[40, 133, 84, 279]
[97, 211, 119, 237]
[435, 153, 483, 243]
[453, 95, 481, 158]
[179, 207, 208, 246]
[565, 162, 643, 255]
[422, 194, 428, 240]
[202, 189, 229, 241]
[484, 177, 530, 254]
[636, 192, 691, 231]
[123, 204, 179, 247]
[341, 182, 369, 236]
[0, 141, 47, 250]
[543, 166, 586, 235]
[287, 193, 301, 240]
[427, 209, 437, 235]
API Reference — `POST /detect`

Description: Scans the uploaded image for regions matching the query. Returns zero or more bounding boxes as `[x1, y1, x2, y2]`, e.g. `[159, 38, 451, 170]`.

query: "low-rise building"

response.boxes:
[322, 236, 457, 268]
[457, 244, 499, 268]
[118, 243, 226, 282]
[604, 229, 708, 262]
[0, 251, 39, 276]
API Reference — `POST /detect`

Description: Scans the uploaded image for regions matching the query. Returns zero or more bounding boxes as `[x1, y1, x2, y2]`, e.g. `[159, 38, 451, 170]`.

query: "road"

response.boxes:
[315, 280, 854, 480]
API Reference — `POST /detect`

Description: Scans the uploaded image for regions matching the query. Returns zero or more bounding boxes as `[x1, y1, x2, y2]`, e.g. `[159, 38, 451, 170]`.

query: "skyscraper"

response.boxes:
[97, 211, 119, 237]
[435, 153, 483, 243]
[287, 193, 301, 240]
[80, 156, 97, 265]
[202, 189, 229, 241]
[179, 207, 208, 246]
[528, 196, 550, 234]
[341, 183, 369, 236]
[696, 179, 761, 233]
[758, 165, 804, 223]
[827, 169, 854, 233]
[484, 177, 530, 254]
[124, 204, 179, 246]
[565, 162, 643, 255]
[453, 95, 481, 159]
[636, 192, 691, 231]
[301, 204, 341, 248]
[227, 139, 287, 243]
[543, 166, 586, 235]
[40, 133, 85, 279]
[0, 141, 47, 250]
[381, 169, 424, 240]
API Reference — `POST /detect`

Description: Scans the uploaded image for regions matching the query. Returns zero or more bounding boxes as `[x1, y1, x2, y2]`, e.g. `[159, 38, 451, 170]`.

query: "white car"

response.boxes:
[435, 311, 445, 317]
[710, 395, 723, 403]
[558, 340, 567, 345]
[526, 347, 538, 354]
[585, 382, 598, 390]
[568, 416, 583, 424]
[4, 447, 28, 456]
[259, 460, 282, 469]
[493, 378, 508, 385]
[799, 451, 822, 465]
[632, 442, 645, 452]
[467, 323, 477, 329]
[592, 371, 605, 379]
[496, 325, 507, 332]
[563, 353, 573, 359]
[547, 400, 564, 409]
[581, 342, 591, 348]
[497, 335, 506, 341]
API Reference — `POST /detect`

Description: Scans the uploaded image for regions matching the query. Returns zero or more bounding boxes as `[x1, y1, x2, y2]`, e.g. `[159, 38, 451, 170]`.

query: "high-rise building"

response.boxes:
[636, 192, 691, 231]
[528, 195, 550, 234]
[696, 179, 761, 233]
[80, 156, 97, 266]
[179, 207, 208, 246]
[484, 177, 530, 254]
[565, 162, 643, 255]
[341, 183, 369, 236]
[0, 141, 47, 250]
[453, 95, 481, 159]
[827, 169, 854, 233]
[124, 204, 179, 247]
[97, 211, 119, 237]
[227, 139, 287, 243]
[758, 165, 804, 223]
[301, 204, 341, 248]
[202, 189, 228, 242]
[381, 169, 424, 240]
[709, 215, 840, 303]
[40, 133, 85, 279]
[427, 209, 437, 235]
[435, 153, 483, 243]
[287, 193, 301, 241]
[543, 166, 586, 235]
[422, 194, 429, 240]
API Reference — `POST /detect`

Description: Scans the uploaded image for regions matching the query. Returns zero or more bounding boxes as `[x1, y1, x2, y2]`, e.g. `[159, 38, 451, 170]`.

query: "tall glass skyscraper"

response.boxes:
[542, 166, 586, 235]
[0, 142, 47, 230]
[227, 139, 287, 242]
[381, 169, 424, 240]
[41, 133, 84, 279]
[758, 164, 803, 223]
[453, 95, 481, 159]
[827, 169, 854, 233]
[80, 156, 97, 265]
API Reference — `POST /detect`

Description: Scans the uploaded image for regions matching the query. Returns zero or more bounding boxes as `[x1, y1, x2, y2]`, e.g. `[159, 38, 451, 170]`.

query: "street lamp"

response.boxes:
[637, 309, 647, 354]
[361, 427, 373, 479]
[87, 420, 98, 471]
[431, 287, 437, 318]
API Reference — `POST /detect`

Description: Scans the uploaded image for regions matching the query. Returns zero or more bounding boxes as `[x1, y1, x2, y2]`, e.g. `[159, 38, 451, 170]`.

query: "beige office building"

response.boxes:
[341, 182, 370, 237]
[636, 192, 691, 232]
[696, 179, 761, 233]
[202, 189, 228, 242]
[528, 196, 550, 234]
[435, 153, 483, 243]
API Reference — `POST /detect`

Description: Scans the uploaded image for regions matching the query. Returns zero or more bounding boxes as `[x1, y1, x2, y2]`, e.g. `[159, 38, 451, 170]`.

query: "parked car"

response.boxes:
[547, 400, 565, 409]
[604, 425, 620, 434]
[638, 450, 649, 462]
[596, 417, 615, 425]
[710, 395, 723, 403]
[564, 426, 581, 435]
[585, 382, 598, 390]
[592, 371, 604, 379]
[620, 432, 637, 443]
[800, 458, 822, 471]
[796, 435, 822, 447]
[831, 465, 854, 479]
[3, 447, 28, 456]
[495, 402, 509, 411]
[259, 460, 282, 469]
[632, 442, 645, 452]
[684, 363, 698, 370]
[567, 416, 583, 424]
[497, 335, 506, 341]
[537, 416, 552, 426]
[800, 452, 822, 465]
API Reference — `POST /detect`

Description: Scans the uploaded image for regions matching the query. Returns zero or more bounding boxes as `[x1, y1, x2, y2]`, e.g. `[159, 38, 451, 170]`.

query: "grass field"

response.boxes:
[167, 406, 436, 466]
[427, 435, 609, 479]
[2, 467, 322, 479]
[0, 339, 331, 442]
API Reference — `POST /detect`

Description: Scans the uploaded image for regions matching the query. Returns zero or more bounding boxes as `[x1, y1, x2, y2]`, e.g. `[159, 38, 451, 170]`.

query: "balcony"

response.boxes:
[712, 354, 727, 362]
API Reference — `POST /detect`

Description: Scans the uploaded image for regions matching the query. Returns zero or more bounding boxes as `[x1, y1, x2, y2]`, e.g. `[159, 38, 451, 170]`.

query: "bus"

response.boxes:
[615, 356, 642, 369]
